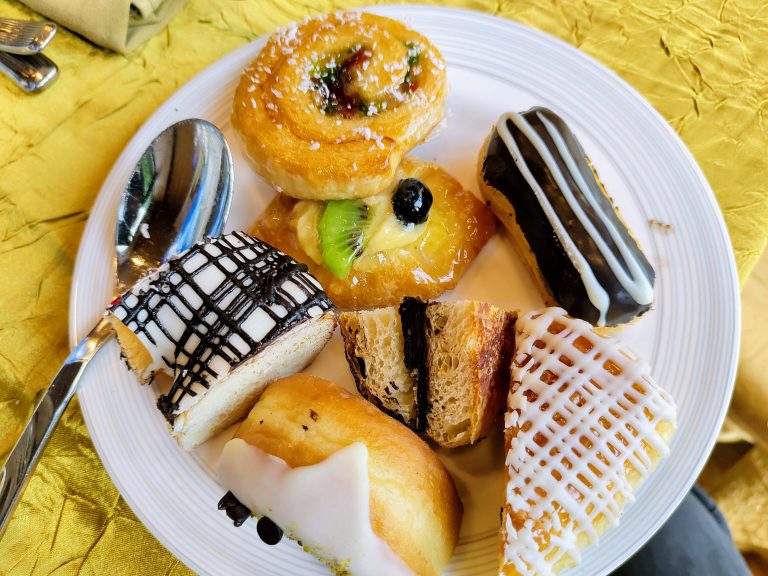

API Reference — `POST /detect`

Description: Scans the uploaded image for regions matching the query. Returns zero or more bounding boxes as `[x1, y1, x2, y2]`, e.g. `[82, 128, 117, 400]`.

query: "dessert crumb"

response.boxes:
[649, 219, 674, 232]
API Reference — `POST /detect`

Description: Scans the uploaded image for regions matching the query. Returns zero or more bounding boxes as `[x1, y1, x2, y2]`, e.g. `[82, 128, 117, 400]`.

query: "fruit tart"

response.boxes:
[251, 157, 496, 309]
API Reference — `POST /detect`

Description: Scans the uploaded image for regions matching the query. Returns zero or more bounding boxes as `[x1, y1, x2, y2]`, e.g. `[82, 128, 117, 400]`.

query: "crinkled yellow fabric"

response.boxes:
[0, 0, 766, 573]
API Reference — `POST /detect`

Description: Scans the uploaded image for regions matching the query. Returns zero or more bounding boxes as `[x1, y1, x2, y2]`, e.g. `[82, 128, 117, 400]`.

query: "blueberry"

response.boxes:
[392, 178, 433, 225]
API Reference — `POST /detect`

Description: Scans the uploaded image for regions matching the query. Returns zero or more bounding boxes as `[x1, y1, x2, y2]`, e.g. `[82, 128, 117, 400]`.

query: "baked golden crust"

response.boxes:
[232, 11, 447, 200]
[251, 157, 497, 309]
[336, 301, 515, 447]
[500, 308, 676, 575]
[236, 374, 463, 576]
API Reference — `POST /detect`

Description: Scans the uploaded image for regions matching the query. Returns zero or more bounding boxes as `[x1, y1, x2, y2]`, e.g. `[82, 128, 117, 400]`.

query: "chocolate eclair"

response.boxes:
[478, 107, 655, 328]
[108, 231, 336, 449]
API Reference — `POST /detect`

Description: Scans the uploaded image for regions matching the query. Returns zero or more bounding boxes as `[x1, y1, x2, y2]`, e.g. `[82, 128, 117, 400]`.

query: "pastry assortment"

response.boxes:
[478, 107, 655, 328]
[252, 157, 496, 308]
[339, 297, 515, 447]
[218, 374, 462, 576]
[108, 231, 336, 449]
[107, 10, 677, 576]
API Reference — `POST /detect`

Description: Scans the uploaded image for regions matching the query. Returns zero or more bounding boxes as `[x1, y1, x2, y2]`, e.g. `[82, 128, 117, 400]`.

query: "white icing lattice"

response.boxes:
[503, 308, 676, 575]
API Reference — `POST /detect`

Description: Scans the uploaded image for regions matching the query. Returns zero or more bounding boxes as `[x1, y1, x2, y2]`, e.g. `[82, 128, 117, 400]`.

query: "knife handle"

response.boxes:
[0, 317, 114, 535]
[0, 19, 57, 55]
[0, 50, 58, 93]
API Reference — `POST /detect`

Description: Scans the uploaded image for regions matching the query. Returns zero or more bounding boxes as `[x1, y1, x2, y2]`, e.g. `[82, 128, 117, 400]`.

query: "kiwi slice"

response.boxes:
[318, 200, 370, 278]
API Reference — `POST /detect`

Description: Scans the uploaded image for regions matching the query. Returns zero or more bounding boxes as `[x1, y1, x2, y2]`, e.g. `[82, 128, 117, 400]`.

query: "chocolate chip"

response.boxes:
[218, 491, 251, 527]
[257, 516, 284, 545]
[355, 355, 367, 379]
[309, 409, 318, 421]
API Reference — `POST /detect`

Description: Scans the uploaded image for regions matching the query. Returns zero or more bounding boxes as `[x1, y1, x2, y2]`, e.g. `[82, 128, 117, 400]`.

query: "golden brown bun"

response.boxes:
[236, 374, 463, 576]
[252, 157, 497, 309]
[232, 11, 447, 200]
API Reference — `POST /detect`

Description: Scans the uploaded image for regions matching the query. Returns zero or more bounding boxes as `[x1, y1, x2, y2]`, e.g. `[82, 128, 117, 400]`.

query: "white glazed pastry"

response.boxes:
[501, 307, 676, 575]
[108, 231, 336, 450]
[219, 441, 413, 574]
[478, 107, 655, 328]
[218, 374, 463, 576]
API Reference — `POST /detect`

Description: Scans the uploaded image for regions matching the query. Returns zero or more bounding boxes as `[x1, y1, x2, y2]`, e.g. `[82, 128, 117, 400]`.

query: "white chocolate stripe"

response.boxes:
[536, 112, 653, 306]
[496, 113, 611, 326]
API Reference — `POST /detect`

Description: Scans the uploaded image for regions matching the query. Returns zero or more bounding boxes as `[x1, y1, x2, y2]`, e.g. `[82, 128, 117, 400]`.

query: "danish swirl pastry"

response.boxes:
[232, 11, 447, 200]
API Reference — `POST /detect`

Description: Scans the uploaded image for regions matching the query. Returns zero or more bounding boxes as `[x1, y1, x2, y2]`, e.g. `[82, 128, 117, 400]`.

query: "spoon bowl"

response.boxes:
[116, 119, 233, 293]
[0, 119, 233, 535]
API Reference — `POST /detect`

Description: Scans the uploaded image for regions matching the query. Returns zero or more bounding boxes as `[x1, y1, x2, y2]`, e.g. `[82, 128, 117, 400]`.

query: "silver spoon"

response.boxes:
[0, 118, 234, 535]
[0, 18, 57, 55]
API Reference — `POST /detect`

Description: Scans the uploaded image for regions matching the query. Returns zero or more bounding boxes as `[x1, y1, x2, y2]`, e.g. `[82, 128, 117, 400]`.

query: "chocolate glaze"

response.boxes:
[398, 297, 429, 432]
[482, 107, 655, 326]
[111, 231, 333, 422]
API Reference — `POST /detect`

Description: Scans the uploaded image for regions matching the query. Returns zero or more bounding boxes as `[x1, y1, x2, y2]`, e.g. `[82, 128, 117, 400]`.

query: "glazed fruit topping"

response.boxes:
[318, 200, 371, 278]
[392, 178, 433, 225]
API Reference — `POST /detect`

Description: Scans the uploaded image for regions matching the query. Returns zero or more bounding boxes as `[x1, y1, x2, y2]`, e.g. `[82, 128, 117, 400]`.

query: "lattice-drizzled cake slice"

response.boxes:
[109, 231, 336, 450]
[502, 307, 676, 576]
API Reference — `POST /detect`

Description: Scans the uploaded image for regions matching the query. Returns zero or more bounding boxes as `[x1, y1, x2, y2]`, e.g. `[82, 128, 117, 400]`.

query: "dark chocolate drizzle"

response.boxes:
[482, 107, 655, 326]
[398, 297, 429, 432]
[110, 231, 333, 422]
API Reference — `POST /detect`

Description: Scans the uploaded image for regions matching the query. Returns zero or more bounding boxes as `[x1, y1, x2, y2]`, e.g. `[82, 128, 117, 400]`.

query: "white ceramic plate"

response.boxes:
[70, 6, 739, 576]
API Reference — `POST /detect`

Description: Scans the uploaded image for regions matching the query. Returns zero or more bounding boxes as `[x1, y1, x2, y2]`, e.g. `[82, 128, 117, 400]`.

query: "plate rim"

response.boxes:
[69, 5, 741, 575]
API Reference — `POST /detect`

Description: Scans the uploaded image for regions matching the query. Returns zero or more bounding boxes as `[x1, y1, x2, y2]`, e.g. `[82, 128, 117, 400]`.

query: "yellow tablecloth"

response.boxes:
[0, 0, 766, 573]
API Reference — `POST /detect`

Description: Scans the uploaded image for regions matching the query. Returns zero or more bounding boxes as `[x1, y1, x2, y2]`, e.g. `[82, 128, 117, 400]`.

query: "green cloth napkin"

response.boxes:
[20, 0, 187, 52]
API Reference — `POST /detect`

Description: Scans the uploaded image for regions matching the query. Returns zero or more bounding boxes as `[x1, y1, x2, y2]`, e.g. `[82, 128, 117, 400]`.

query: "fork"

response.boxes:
[0, 18, 57, 55]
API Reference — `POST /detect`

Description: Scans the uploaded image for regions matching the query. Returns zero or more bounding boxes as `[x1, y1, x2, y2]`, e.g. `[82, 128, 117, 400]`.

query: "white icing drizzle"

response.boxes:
[218, 439, 414, 576]
[496, 111, 653, 326]
[503, 308, 676, 575]
[535, 113, 653, 307]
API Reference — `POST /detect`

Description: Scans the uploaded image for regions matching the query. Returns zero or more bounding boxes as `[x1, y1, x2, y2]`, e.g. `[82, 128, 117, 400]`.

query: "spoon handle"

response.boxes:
[0, 317, 113, 535]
